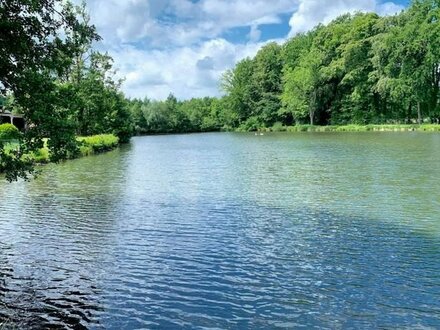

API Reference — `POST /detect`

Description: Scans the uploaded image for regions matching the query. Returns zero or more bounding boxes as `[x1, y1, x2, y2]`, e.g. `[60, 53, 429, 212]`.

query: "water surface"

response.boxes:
[1, 132, 440, 329]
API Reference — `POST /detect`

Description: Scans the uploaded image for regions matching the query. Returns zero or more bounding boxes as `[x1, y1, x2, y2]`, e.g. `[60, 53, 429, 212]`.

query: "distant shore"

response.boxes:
[134, 124, 440, 136]
[242, 124, 440, 133]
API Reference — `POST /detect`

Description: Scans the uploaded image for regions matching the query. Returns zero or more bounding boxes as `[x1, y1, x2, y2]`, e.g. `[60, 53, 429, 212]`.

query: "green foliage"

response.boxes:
[252, 43, 283, 125]
[32, 148, 50, 164]
[77, 134, 119, 154]
[0, 147, 35, 182]
[141, 100, 174, 133]
[129, 94, 222, 134]
[216, 1, 440, 130]
[0, 1, 133, 180]
[0, 0, 100, 180]
[69, 52, 134, 142]
[0, 95, 23, 114]
[0, 124, 20, 141]
[30, 134, 118, 163]
[238, 116, 264, 132]
[282, 51, 323, 125]
[1, 133, 119, 180]
[271, 122, 287, 132]
[221, 58, 256, 125]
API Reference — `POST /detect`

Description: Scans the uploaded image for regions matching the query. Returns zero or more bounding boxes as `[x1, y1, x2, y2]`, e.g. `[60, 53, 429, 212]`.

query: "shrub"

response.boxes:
[77, 134, 119, 154]
[0, 123, 20, 141]
[239, 116, 263, 132]
[31, 148, 50, 163]
[271, 122, 286, 132]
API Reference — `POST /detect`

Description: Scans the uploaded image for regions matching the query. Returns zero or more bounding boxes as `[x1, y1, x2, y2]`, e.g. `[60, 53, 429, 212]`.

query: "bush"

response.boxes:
[239, 116, 264, 132]
[26, 134, 119, 164]
[271, 122, 286, 132]
[0, 123, 20, 141]
[31, 148, 50, 163]
[77, 134, 119, 154]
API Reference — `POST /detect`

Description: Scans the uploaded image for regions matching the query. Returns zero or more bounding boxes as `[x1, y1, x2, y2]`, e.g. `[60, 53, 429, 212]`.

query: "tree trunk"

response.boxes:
[407, 102, 412, 124]
[417, 102, 422, 125]
[310, 90, 316, 126]
[434, 64, 440, 113]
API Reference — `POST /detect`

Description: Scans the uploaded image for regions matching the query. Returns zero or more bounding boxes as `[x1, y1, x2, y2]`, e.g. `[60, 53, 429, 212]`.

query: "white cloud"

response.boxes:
[83, 0, 295, 46]
[110, 39, 265, 100]
[249, 25, 262, 43]
[288, 0, 404, 36]
[377, 2, 405, 16]
[78, 0, 296, 99]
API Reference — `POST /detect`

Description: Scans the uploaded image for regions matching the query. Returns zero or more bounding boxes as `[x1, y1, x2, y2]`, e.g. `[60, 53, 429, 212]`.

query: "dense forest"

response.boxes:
[128, 0, 440, 133]
[1, 0, 439, 180]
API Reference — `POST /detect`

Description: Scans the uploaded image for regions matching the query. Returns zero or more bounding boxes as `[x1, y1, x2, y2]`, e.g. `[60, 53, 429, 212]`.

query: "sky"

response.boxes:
[81, 0, 409, 100]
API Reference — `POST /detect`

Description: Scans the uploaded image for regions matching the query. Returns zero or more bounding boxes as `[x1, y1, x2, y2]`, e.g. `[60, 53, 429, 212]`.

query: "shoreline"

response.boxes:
[241, 124, 440, 133]
[1, 134, 120, 176]
[33, 134, 120, 164]
[133, 124, 440, 136]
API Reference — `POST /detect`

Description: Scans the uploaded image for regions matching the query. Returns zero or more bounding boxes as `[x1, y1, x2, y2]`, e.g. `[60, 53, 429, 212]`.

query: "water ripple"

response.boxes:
[0, 133, 439, 329]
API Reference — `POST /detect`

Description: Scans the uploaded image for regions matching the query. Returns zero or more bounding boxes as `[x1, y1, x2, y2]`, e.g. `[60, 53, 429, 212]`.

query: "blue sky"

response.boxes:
[82, 0, 409, 100]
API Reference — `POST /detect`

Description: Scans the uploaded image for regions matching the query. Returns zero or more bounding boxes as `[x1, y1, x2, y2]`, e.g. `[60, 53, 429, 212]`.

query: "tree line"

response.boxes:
[128, 0, 439, 133]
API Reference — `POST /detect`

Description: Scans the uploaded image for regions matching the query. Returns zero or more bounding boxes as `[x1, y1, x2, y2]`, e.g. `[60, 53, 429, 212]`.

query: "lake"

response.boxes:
[1, 132, 440, 329]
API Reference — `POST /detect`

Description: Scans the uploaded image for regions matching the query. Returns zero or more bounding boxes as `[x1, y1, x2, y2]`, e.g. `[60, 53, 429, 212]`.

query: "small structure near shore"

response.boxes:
[0, 106, 25, 131]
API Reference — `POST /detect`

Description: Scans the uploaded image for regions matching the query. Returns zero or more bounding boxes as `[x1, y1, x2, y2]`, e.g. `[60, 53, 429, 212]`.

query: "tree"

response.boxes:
[142, 100, 174, 134]
[282, 50, 322, 125]
[221, 58, 256, 126]
[72, 52, 133, 141]
[375, 0, 440, 123]
[0, 0, 99, 180]
[129, 98, 149, 134]
[331, 13, 381, 123]
[252, 42, 284, 126]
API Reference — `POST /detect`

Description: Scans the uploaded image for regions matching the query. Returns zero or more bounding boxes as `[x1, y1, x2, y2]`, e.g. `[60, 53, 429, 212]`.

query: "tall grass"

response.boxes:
[77, 134, 119, 156]
[1, 134, 119, 165]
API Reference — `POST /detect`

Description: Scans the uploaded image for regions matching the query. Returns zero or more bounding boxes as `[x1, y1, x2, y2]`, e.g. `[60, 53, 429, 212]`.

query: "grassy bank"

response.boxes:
[77, 134, 120, 157]
[2, 134, 119, 165]
[245, 124, 440, 133]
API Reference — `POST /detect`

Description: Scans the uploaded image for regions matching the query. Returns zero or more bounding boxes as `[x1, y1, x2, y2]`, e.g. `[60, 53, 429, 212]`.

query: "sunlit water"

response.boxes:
[1, 132, 440, 329]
